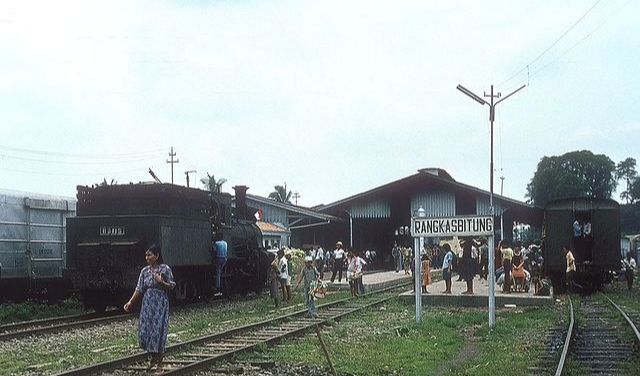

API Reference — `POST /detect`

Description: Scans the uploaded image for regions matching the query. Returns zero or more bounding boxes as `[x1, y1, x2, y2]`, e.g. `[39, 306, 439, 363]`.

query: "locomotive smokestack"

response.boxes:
[233, 185, 249, 220]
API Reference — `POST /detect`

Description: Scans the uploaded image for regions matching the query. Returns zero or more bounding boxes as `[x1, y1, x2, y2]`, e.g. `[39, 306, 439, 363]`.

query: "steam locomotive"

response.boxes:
[66, 183, 269, 312]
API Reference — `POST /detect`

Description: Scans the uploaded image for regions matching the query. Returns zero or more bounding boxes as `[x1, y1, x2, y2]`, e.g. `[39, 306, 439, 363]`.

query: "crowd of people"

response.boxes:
[390, 237, 551, 296]
[265, 241, 374, 318]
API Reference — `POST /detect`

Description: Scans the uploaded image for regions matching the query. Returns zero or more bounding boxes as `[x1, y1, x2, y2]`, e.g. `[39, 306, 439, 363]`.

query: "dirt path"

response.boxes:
[432, 329, 480, 376]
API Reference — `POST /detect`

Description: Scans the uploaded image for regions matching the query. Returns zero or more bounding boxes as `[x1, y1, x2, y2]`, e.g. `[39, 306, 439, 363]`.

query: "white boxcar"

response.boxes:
[0, 189, 76, 300]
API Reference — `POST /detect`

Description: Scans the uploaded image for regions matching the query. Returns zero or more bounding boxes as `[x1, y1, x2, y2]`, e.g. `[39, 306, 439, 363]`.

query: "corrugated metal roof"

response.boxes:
[320, 168, 539, 212]
[245, 194, 343, 222]
[256, 221, 290, 234]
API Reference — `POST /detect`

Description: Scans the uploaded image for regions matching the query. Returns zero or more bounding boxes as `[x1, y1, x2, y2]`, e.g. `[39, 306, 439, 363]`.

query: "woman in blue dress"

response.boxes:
[124, 244, 176, 373]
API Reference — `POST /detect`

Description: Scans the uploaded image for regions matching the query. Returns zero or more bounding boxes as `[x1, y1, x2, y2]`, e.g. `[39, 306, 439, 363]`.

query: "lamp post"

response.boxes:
[414, 206, 426, 323]
[456, 83, 525, 329]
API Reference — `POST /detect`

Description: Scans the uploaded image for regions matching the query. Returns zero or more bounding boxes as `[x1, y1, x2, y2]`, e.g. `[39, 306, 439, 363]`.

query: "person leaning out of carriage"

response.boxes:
[124, 244, 176, 374]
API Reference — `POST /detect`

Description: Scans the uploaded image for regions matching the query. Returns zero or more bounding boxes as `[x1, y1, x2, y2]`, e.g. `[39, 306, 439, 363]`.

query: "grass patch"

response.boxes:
[0, 289, 351, 375]
[247, 299, 563, 376]
[0, 298, 85, 325]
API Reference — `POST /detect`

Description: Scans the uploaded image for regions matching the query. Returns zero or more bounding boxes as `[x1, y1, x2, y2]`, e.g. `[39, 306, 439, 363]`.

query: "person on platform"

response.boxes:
[441, 243, 454, 294]
[330, 241, 346, 283]
[124, 245, 176, 374]
[459, 237, 479, 295]
[315, 246, 325, 279]
[421, 254, 432, 293]
[500, 241, 514, 293]
[479, 238, 489, 280]
[392, 243, 402, 273]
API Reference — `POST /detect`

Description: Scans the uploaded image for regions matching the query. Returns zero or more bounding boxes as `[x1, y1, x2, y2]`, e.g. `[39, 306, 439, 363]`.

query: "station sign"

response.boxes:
[411, 215, 493, 237]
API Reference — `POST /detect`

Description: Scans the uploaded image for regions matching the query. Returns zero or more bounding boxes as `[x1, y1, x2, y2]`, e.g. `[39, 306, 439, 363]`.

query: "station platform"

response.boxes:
[324, 270, 412, 292]
[400, 275, 553, 307]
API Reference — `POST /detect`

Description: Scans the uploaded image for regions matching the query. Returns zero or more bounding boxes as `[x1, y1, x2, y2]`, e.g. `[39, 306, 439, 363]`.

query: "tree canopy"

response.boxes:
[526, 150, 617, 207]
[615, 157, 637, 204]
[269, 184, 292, 203]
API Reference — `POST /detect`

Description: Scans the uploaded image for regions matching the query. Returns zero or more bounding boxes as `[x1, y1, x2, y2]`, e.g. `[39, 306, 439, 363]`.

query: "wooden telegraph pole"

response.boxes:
[166, 147, 179, 184]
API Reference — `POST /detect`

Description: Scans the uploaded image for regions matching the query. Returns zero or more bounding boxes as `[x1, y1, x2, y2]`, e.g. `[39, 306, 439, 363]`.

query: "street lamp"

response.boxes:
[414, 206, 426, 323]
[456, 83, 525, 329]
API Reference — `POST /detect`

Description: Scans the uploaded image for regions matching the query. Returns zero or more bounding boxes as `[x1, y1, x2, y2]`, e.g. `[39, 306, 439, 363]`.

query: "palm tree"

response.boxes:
[269, 184, 292, 203]
[201, 172, 227, 193]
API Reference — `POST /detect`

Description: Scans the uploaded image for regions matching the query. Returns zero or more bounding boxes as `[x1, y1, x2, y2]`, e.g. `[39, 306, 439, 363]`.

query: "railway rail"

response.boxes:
[550, 295, 640, 376]
[0, 309, 131, 341]
[53, 282, 410, 376]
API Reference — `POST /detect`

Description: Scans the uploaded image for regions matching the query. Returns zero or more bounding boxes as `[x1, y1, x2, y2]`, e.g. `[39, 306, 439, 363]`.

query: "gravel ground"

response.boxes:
[195, 362, 340, 376]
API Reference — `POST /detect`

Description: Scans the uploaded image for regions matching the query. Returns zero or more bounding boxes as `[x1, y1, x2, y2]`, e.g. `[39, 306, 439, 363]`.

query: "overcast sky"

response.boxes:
[1, 1, 639, 206]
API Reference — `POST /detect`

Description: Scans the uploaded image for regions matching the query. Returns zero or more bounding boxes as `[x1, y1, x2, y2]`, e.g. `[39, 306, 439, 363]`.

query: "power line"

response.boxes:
[0, 153, 162, 165]
[0, 144, 164, 159]
[499, 0, 603, 86]
[530, 0, 635, 80]
[0, 165, 146, 177]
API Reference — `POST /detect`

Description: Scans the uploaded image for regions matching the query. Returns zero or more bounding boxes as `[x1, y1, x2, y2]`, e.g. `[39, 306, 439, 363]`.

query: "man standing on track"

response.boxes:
[564, 246, 576, 293]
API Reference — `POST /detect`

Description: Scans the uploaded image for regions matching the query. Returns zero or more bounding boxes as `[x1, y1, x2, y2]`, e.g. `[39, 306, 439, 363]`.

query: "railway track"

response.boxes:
[53, 282, 410, 376]
[535, 294, 640, 376]
[0, 310, 131, 341]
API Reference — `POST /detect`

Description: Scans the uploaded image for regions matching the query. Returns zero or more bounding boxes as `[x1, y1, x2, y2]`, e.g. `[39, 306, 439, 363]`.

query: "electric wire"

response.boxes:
[0, 153, 162, 165]
[0, 144, 164, 160]
[0, 165, 148, 177]
[499, 0, 603, 86]
[530, 0, 635, 80]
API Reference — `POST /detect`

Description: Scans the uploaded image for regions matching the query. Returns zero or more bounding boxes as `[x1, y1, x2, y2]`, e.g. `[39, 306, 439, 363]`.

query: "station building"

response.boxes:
[291, 168, 542, 266]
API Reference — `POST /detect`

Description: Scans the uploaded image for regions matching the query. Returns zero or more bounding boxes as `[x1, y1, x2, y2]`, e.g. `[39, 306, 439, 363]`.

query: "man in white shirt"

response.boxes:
[277, 249, 291, 302]
[315, 247, 325, 279]
[331, 241, 346, 283]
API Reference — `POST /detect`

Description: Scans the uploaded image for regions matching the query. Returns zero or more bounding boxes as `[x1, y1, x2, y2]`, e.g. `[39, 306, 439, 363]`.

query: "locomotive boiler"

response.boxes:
[66, 183, 268, 312]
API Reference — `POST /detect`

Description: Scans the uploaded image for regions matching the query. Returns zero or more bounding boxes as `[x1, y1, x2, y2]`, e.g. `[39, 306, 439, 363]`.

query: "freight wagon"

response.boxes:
[0, 189, 75, 301]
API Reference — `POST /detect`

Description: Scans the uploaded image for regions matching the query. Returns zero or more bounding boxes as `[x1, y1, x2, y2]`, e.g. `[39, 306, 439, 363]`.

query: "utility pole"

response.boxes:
[292, 192, 301, 205]
[500, 174, 505, 243]
[185, 170, 196, 187]
[456, 83, 525, 330]
[166, 147, 179, 184]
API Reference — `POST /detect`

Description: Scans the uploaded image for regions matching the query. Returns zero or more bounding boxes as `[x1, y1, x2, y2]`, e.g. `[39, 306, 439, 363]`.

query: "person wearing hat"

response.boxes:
[295, 256, 321, 318]
[331, 241, 346, 283]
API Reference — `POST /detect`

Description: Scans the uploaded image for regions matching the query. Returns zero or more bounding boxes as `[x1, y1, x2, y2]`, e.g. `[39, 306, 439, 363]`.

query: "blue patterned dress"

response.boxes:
[136, 264, 176, 353]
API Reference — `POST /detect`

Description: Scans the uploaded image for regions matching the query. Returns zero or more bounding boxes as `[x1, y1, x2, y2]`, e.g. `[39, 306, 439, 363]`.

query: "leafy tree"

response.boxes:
[200, 172, 227, 193]
[615, 157, 637, 204]
[268, 184, 292, 203]
[526, 150, 617, 207]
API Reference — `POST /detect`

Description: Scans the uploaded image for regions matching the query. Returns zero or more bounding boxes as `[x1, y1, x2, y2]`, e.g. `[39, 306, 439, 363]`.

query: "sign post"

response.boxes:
[411, 214, 494, 326]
